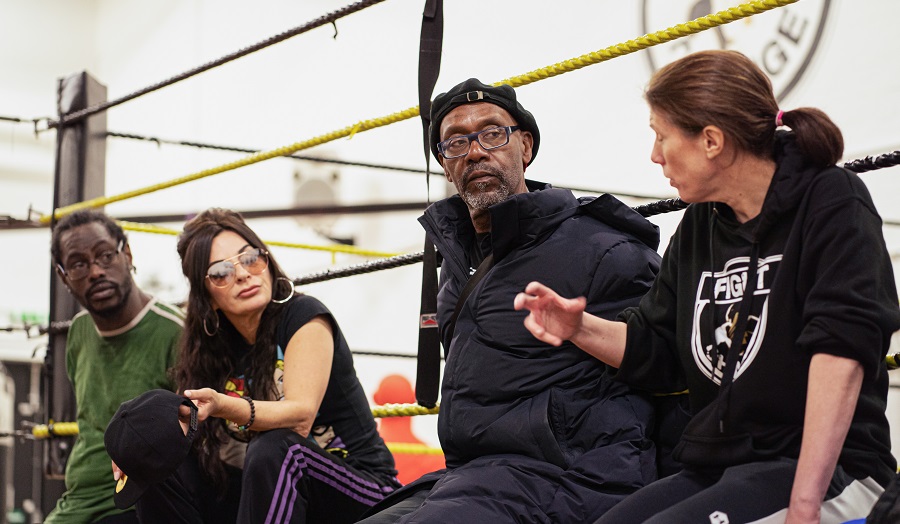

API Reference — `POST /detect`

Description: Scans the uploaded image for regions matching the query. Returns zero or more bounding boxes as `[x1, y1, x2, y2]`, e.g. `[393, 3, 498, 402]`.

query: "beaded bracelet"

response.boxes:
[237, 396, 255, 431]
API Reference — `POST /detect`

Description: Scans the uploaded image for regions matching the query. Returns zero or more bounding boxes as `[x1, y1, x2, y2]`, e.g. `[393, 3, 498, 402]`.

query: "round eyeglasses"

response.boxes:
[206, 248, 269, 288]
[57, 240, 125, 281]
[437, 125, 520, 159]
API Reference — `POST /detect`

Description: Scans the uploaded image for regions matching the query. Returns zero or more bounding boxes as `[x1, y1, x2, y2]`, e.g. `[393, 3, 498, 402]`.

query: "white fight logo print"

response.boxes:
[709, 510, 729, 524]
[691, 255, 782, 385]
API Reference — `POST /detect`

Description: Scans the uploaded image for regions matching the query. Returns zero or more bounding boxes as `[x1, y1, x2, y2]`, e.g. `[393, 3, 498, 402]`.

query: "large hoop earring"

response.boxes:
[203, 309, 220, 337]
[272, 277, 295, 304]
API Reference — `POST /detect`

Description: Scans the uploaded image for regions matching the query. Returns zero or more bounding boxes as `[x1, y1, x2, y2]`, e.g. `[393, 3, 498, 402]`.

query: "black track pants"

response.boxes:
[137, 429, 397, 524]
[594, 458, 882, 524]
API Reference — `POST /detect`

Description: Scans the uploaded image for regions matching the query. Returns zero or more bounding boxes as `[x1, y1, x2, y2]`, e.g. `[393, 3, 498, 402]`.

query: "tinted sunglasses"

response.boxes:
[205, 248, 269, 288]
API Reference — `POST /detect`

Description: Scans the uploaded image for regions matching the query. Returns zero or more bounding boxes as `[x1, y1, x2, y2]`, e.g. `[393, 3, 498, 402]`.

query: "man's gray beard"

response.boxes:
[461, 179, 512, 210]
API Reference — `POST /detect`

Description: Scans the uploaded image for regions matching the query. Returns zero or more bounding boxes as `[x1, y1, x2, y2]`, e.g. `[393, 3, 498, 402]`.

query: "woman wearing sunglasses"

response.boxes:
[134, 208, 399, 523]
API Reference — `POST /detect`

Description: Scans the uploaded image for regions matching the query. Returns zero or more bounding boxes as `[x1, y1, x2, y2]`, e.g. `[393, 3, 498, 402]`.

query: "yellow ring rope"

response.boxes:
[385, 442, 444, 456]
[31, 424, 445, 454]
[40, 0, 797, 224]
[117, 220, 400, 258]
[371, 403, 440, 418]
[40, 106, 418, 224]
[28, 402, 440, 439]
[497, 0, 797, 89]
[31, 421, 79, 439]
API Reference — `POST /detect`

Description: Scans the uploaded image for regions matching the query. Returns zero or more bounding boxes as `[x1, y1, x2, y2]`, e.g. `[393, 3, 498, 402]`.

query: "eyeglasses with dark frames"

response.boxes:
[57, 240, 125, 281]
[205, 248, 269, 288]
[437, 125, 520, 159]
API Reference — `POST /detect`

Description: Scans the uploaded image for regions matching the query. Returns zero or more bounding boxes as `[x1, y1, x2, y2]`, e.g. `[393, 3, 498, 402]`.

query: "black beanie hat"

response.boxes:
[429, 78, 540, 165]
[104, 389, 198, 509]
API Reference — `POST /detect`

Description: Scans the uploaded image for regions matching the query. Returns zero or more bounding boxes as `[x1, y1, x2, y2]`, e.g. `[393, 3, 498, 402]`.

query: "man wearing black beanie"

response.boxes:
[359, 78, 680, 522]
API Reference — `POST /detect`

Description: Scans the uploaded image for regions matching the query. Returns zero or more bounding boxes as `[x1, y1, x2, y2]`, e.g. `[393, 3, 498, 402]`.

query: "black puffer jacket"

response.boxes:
[419, 180, 663, 472]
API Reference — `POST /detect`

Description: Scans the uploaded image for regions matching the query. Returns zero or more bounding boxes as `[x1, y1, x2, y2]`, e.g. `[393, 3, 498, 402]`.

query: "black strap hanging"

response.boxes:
[417, 0, 443, 192]
[416, 238, 442, 407]
[415, 0, 444, 408]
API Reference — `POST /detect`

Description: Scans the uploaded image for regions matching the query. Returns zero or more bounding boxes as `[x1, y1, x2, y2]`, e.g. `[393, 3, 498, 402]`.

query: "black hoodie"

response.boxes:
[617, 132, 900, 488]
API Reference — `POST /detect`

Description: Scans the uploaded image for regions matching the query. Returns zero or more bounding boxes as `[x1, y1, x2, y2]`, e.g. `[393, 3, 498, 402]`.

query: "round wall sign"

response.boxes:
[641, 0, 831, 101]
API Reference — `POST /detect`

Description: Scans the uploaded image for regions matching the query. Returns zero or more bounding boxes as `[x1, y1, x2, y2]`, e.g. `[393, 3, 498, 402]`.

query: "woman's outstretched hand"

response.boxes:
[514, 281, 587, 346]
[183, 388, 220, 423]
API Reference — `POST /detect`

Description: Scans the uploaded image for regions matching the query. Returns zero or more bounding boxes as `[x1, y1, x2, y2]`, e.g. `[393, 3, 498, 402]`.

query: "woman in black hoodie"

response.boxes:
[515, 50, 900, 524]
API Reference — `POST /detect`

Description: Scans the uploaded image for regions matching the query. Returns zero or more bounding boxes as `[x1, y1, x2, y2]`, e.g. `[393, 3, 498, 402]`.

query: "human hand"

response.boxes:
[183, 388, 219, 422]
[513, 281, 587, 346]
[111, 460, 123, 481]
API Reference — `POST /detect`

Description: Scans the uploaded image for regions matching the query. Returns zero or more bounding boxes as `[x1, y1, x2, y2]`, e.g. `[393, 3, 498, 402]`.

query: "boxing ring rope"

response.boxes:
[15, 334, 900, 442]
[9, 0, 899, 462]
[42, 0, 389, 130]
[117, 221, 400, 259]
[7, 415, 448, 460]
[12, 404, 442, 438]
[107, 131, 448, 177]
[371, 404, 441, 418]
[105, 130, 674, 202]
[38, 0, 798, 224]
[21, 144, 899, 369]
[260, 148, 900, 286]
[380, 443, 444, 456]
[842, 150, 900, 174]
[16, 144, 900, 341]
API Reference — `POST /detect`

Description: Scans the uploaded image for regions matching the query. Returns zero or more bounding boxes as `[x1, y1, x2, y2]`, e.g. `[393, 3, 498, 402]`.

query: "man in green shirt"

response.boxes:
[45, 210, 183, 524]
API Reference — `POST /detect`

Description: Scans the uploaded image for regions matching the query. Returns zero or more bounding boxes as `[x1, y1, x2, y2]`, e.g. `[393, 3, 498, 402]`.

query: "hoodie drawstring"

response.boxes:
[715, 237, 761, 434]
[707, 208, 719, 381]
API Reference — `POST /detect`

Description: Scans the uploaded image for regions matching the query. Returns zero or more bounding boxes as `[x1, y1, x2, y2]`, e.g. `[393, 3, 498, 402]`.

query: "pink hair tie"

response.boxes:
[775, 110, 785, 127]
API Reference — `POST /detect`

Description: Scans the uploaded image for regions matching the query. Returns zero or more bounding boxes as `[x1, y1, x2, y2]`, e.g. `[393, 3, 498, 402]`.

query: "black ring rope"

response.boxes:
[3, 149, 900, 232]
[12, 139, 900, 350]
[0, 115, 34, 124]
[107, 131, 429, 175]
[287, 147, 900, 285]
[621, 149, 900, 218]
[0, 113, 53, 136]
[47, 0, 387, 129]
[294, 251, 424, 286]
[0, 325, 39, 334]
[288, 196, 689, 286]
[631, 198, 689, 218]
[106, 130, 673, 201]
[843, 150, 900, 174]
[3, 148, 897, 290]
[9, 320, 429, 360]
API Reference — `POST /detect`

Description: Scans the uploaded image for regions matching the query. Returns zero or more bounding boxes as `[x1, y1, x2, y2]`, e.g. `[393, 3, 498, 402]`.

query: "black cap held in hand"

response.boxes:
[429, 78, 540, 165]
[104, 389, 198, 509]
